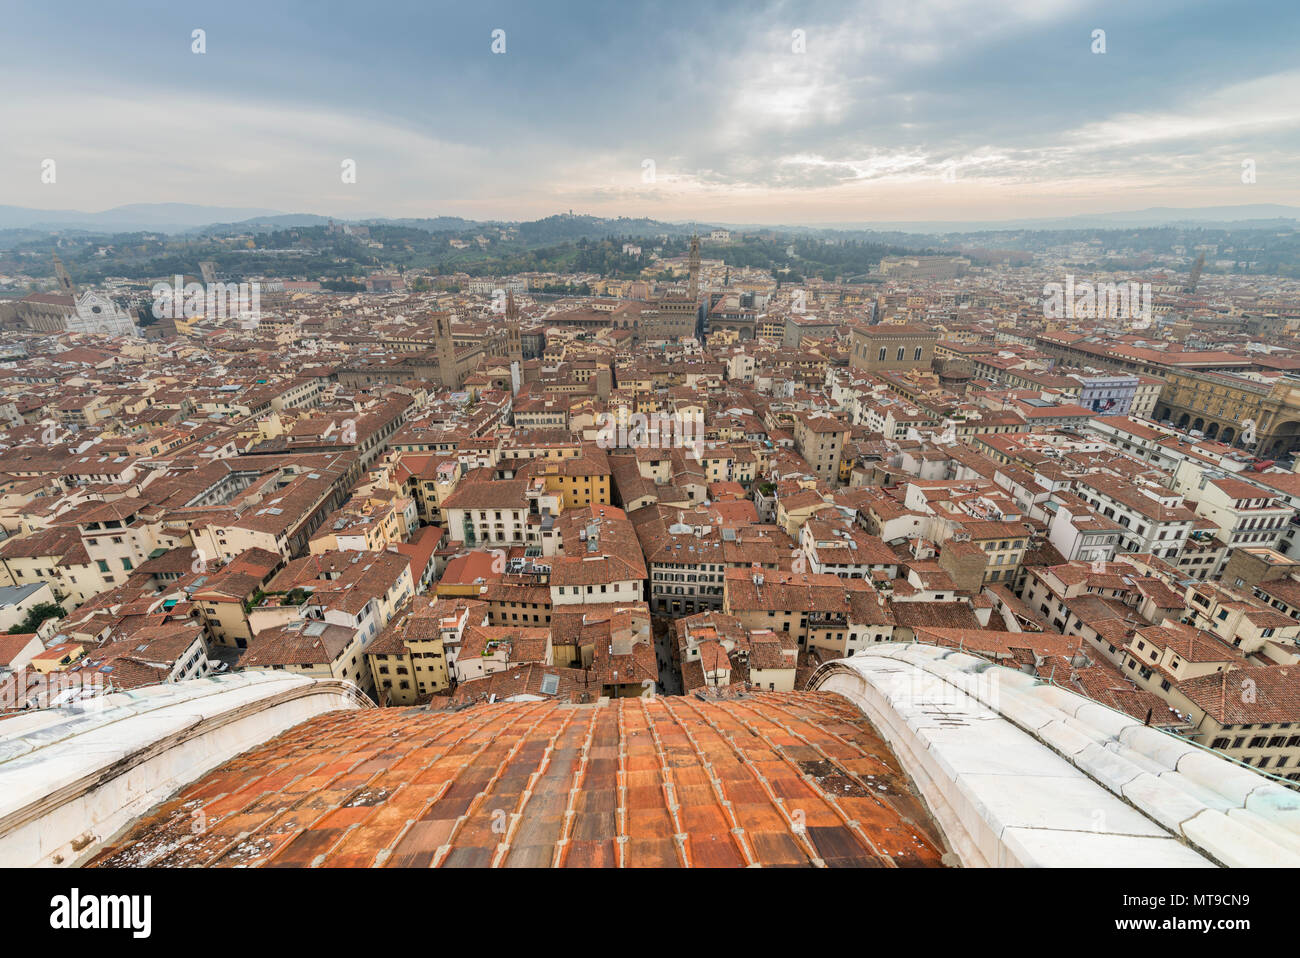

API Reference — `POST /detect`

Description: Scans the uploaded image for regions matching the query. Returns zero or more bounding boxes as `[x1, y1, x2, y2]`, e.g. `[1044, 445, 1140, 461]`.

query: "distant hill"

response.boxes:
[152, 212, 714, 246]
[782, 205, 1300, 234]
[0, 205, 714, 242]
[0, 203, 283, 233]
[363, 216, 489, 232]
[514, 214, 703, 243]
[186, 213, 340, 235]
[2, 202, 1297, 239]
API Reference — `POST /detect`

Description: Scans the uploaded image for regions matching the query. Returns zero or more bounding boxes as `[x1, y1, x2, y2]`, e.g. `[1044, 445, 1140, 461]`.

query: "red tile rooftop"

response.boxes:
[87, 692, 950, 868]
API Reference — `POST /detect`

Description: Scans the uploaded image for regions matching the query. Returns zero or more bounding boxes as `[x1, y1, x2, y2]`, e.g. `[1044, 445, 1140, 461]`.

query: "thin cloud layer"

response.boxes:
[0, 0, 1296, 223]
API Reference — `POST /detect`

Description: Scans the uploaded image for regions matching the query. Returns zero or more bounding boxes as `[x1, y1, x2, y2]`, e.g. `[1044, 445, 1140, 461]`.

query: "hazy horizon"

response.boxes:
[5, 202, 1300, 240]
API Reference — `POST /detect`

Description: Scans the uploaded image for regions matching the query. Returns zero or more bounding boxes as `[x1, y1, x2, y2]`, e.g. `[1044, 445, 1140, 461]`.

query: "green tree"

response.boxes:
[8, 601, 65, 634]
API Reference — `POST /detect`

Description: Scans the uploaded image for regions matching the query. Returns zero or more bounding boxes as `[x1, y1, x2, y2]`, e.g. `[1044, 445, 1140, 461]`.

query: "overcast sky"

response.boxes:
[2, 0, 1298, 224]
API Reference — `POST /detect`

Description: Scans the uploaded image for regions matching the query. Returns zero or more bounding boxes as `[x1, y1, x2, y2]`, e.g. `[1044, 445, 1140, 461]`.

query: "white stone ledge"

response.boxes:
[0, 672, 373, 867]
[809, 644, 1300, 867]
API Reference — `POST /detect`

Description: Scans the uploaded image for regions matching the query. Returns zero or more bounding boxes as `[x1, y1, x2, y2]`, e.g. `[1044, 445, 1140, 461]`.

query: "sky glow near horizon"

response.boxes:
[1, 0, 1297, 225]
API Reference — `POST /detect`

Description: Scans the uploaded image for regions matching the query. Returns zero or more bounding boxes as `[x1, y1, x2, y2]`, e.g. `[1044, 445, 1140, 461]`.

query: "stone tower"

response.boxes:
[687, 236, 700, 302]
[52, 253, 78, 299]
[505, 292, 523, 366]
[434, 313, 460, 389]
